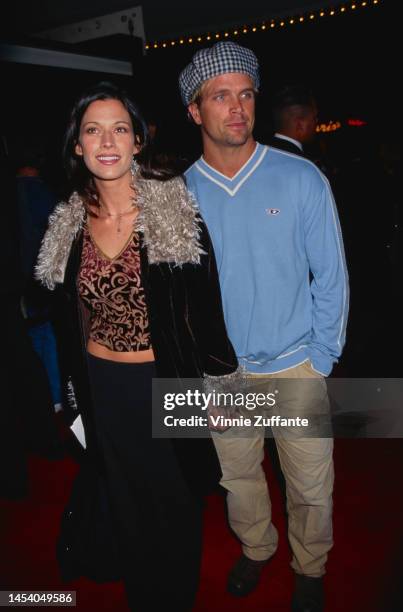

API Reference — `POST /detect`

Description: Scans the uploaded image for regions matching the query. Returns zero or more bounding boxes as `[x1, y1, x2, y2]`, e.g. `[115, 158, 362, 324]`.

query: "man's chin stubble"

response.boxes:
[225, 134, 251, 146]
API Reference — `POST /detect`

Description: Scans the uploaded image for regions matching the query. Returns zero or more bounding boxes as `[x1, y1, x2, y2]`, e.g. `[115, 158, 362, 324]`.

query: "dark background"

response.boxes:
[1, 1, 396, 181]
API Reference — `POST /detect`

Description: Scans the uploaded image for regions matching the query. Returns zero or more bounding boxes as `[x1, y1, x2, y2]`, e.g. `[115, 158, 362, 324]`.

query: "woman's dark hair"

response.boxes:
[63, 81, 178, 203]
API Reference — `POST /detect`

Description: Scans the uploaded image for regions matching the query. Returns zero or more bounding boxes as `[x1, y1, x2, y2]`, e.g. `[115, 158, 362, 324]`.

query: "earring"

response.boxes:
[130, 157, 138, 206]
[131, 156, 140, 177]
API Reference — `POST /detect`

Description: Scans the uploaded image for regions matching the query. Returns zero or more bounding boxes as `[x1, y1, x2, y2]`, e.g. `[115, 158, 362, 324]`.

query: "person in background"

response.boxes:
[15, 144, 63, 412]
[36, 80, 238, 611]
[1, 155, 62, 500]
[180, 42, 348, 612]
[268, 84, 318, 157]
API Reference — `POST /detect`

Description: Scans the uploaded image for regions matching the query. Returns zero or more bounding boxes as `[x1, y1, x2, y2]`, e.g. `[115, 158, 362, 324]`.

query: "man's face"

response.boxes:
[188, 73, 256, 149]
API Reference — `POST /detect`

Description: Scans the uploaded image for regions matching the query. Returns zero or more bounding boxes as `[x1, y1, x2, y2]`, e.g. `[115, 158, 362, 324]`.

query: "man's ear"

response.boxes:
[75, 142, 83, 156]
[188, 102, 202, 126]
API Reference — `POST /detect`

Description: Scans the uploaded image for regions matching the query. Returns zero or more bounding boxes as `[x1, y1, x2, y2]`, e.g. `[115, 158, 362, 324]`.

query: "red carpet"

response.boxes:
[1, 439, 402, 611]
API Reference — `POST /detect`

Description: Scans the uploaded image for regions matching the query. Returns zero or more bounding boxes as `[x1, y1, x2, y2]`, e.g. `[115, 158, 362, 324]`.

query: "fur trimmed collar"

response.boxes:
[36, 174, 204, 289]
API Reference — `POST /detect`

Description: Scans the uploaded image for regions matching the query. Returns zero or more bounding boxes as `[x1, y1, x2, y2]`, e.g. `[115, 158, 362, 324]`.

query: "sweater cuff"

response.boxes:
[307, 348, 334, 377]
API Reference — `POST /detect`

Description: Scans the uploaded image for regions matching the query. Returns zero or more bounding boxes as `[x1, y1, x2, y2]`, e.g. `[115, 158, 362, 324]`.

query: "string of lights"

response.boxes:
[144, 0, 380, 51]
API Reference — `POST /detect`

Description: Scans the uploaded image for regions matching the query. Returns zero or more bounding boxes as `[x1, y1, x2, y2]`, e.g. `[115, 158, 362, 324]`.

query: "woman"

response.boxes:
[36, 81, 239, 611]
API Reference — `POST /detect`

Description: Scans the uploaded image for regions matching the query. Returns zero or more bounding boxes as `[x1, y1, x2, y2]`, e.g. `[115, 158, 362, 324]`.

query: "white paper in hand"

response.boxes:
[70, 415, 86, 448]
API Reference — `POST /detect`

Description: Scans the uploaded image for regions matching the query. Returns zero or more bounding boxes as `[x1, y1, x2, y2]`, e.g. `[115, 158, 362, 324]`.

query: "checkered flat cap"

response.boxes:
[179, 41, 260, 105]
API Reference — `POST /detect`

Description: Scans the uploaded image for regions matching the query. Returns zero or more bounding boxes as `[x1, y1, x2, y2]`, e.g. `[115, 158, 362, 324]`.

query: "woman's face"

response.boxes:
[75, 98, 139, 183]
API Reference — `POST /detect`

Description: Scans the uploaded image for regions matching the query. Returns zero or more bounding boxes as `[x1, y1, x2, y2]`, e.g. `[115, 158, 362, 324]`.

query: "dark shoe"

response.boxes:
[291, 574, 324, 612]
[227, 554, 269, 597]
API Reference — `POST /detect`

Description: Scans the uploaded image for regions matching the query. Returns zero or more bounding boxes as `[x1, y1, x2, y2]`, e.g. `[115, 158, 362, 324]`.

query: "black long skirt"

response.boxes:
[87, 354, 202, 612]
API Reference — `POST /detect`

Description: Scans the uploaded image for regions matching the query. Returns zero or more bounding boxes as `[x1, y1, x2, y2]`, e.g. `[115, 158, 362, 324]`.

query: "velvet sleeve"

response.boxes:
[185, 218, 240, 380]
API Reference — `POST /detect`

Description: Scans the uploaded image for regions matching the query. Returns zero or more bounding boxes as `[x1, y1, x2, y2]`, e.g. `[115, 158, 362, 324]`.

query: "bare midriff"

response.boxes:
[87, 338, 155, 363]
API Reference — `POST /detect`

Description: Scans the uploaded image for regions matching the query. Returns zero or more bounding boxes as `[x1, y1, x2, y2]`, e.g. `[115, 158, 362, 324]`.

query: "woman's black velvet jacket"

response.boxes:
[36, 176, 239, 491]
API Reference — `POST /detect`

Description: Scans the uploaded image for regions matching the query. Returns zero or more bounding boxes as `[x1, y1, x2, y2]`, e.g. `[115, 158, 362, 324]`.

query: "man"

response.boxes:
[179, 41, 349, 612]
[268, 84, 318, 157]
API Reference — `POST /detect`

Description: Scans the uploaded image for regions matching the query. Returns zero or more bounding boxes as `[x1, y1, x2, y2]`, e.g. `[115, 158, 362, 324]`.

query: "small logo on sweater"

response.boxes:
[266, 208, 280, 215]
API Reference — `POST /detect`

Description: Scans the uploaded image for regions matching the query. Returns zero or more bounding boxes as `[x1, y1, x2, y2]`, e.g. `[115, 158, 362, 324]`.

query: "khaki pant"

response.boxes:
[212, 360, 334, 577]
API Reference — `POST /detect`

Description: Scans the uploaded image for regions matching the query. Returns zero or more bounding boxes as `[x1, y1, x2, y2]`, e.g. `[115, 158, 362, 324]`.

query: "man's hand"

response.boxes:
[207, 404, 233, 433]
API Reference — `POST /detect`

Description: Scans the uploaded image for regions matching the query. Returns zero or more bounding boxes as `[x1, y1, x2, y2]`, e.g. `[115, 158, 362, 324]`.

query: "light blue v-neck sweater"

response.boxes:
[185, 143, 349, 375]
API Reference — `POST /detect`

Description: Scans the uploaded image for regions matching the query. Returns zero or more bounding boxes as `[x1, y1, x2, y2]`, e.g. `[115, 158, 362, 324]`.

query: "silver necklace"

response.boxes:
[99, 202, 136, 233]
